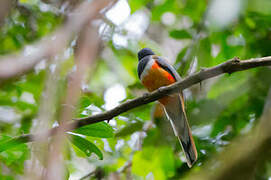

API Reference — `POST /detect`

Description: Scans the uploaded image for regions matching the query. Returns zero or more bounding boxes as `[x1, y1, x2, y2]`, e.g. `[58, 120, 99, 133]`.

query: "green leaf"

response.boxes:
[176, 47, 188, 64]
[79, 94, 104, 108]
[128, 0, 150, 13]
[207, 72, 250, 99]
[169, 30, 192, 39]
[0, 135, 30, 174]
[197, 37, 212, 68]
[73, 122, 114, 138]
[175, 47, 190, 76]
[0, 135, 29, 152]
[70, 134, 103, 160]
[19, 114, 33, 134]
[75, 94, 104, 118]
[115, 121, 144, 137]
[151, 0, 182, 21]
[132, 146, 175, 179]
[122, 103, 153, 121]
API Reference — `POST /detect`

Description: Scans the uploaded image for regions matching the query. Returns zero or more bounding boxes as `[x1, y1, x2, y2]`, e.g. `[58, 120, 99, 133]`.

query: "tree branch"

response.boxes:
[0, 0, 15, 27]
[2, 56, 271, 146]
[73, 56, 271, 126]
[0, 0, 114, 81]
[44, 24, 101, 179]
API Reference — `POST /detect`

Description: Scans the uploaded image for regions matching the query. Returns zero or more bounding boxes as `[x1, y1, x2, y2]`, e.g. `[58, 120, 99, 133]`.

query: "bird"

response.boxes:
[137, 48, 197, 167]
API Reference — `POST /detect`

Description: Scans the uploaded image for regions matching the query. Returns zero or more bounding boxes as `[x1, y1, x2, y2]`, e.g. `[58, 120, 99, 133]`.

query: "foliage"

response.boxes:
[0, 0, 271, 179]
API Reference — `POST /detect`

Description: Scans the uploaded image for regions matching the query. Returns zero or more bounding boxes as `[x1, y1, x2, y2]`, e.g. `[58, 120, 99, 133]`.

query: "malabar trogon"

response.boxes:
[137, 48, 197, 167]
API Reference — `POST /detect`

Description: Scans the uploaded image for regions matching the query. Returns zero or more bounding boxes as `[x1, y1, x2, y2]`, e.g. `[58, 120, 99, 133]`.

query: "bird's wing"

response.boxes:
[152, 55, 182, 81]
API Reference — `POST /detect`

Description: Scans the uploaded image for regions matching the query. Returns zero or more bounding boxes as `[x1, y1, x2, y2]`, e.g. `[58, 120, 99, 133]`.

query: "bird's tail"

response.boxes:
[161, 94, 197, 167]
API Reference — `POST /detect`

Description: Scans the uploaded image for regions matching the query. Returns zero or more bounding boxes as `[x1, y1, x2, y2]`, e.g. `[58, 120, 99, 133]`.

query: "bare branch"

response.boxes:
[44, 24, 101, 180]
[73, 56, 271, 127]
[79, 170, 96, 180]
[2, 56, 271, 146]
[0, 0, 15, 27]
[24, 58, 61, 179]
[79, 167, 104, 180]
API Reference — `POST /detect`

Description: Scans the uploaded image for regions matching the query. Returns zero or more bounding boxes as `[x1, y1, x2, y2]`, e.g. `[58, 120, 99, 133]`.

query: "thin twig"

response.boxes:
[79, 171, 96, 180]
[79, 167, 104, 180]
[79, 168, 98, 180]
[2, 56, 271, 146]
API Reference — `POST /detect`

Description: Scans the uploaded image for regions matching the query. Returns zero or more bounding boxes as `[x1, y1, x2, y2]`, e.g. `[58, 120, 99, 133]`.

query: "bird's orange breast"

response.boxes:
[141, 61, 176, 92]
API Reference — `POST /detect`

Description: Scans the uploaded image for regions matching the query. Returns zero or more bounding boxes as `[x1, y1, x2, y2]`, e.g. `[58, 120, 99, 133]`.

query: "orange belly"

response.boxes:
[141, 61, 176, 104]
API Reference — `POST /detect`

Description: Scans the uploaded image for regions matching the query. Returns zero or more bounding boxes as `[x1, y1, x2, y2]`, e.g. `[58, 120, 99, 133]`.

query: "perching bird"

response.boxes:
[137, 48, 197, 167]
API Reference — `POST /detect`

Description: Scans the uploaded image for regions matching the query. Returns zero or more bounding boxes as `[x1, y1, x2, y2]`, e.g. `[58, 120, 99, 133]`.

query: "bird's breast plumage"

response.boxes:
[140, 59, 176, 92]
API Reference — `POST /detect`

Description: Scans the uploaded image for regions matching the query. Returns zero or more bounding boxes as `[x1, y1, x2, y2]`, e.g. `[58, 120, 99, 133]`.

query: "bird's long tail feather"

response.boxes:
[161, 94, 197, 167]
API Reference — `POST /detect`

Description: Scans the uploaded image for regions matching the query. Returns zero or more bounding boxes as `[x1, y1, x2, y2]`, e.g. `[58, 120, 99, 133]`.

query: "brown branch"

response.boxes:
[24, 58, 61, 179]
[2, 56, 271, 146]
[79, 167, 104, 180]
[73, 56, 271, 126]
[44, 23, 102, 180]
[79, 170, 96, 180]
[0, 0, 114, 81]
[0, 0, 15, 27]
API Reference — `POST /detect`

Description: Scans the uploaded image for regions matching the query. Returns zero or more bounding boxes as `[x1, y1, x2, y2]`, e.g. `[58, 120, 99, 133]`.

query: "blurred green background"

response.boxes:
[0, 0, 271, 179]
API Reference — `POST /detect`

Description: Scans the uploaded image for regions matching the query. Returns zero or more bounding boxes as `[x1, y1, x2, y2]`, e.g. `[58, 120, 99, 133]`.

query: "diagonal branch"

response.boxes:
[2, 56, 271, 146]
[73, 56, 271, 126]
[0, 0, 114, 81]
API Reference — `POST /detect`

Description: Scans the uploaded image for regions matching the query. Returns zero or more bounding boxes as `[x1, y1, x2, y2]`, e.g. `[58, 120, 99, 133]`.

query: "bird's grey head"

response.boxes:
[137, 48, 155, 61]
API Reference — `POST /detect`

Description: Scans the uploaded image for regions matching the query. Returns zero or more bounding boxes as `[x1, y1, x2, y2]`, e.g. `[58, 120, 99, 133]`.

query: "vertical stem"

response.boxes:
[44, 25, 100, 180]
